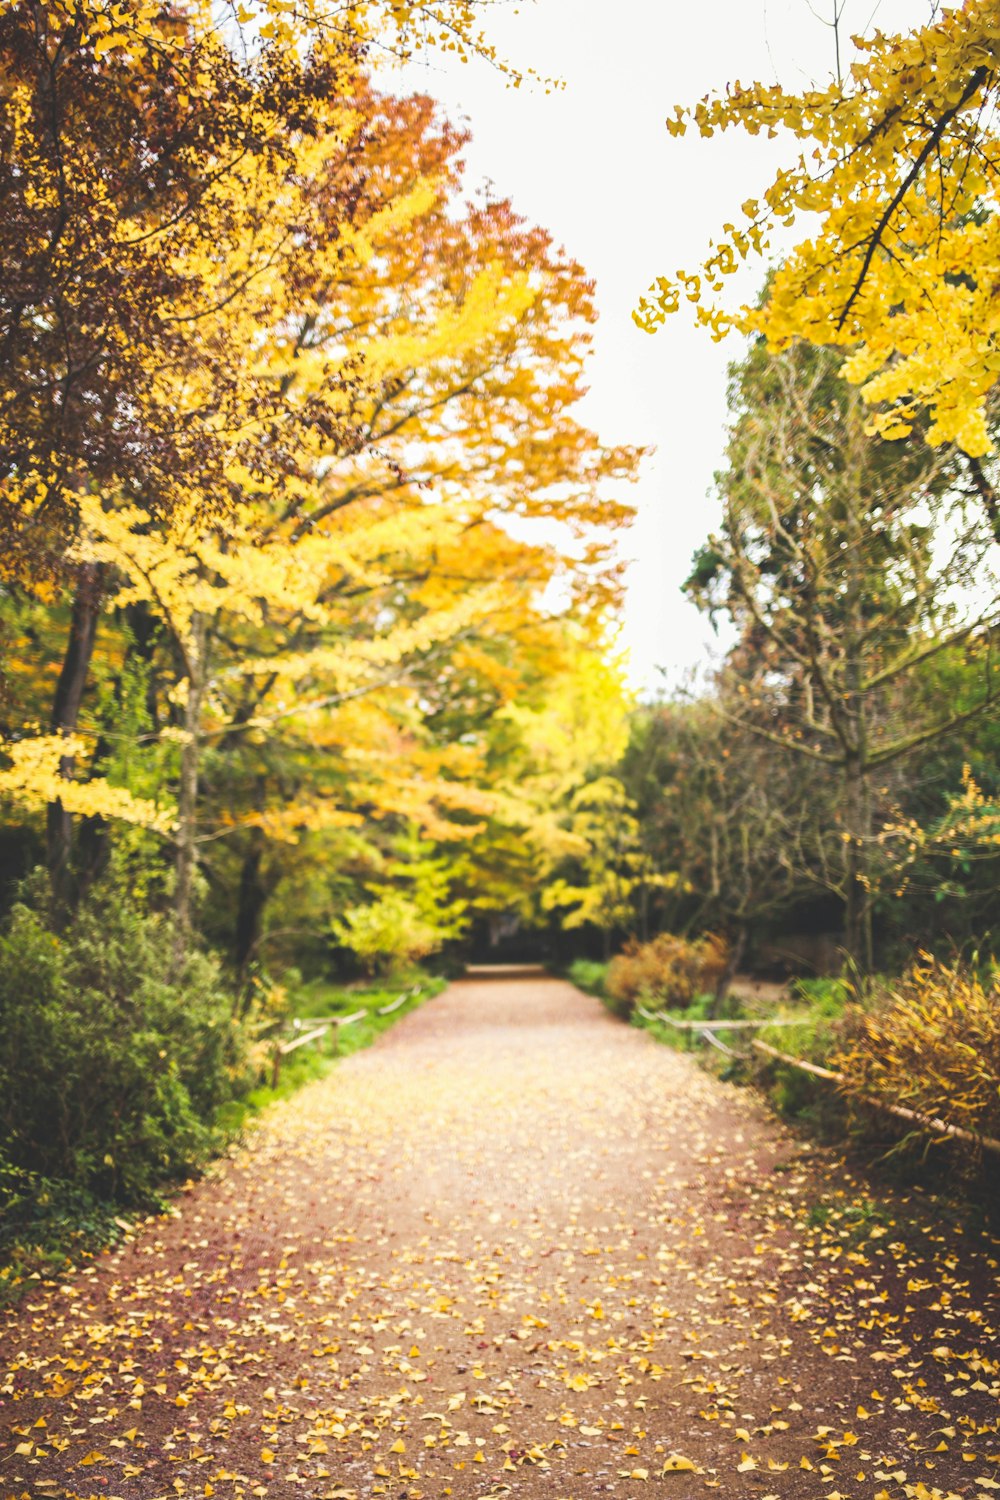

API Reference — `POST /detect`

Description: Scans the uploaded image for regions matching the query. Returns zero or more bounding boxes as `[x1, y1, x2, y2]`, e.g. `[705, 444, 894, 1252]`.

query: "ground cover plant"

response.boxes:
[564, 957, 609, 998]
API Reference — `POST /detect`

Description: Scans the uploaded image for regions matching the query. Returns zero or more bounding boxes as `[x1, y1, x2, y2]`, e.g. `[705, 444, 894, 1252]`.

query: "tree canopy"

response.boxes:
[635, 1, 1000, 465]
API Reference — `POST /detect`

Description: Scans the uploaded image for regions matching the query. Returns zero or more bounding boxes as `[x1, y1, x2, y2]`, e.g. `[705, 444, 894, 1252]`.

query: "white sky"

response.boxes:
[395, 0, 931, 694]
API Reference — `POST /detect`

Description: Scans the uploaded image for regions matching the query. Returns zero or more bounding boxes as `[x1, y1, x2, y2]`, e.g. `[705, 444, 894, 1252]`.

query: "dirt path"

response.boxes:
[1, 970, 998, 1500]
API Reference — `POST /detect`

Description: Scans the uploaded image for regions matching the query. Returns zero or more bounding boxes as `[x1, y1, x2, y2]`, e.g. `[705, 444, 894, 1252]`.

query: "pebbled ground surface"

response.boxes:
[1, 969, 998, 1500]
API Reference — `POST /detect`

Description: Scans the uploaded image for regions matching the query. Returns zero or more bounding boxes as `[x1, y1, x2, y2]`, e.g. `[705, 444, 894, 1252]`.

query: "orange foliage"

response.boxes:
[606, 933, 729, 1016]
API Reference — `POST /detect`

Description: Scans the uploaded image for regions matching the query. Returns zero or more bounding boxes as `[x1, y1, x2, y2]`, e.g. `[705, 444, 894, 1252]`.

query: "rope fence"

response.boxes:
[636, 1005, 811, 1033]
[751, 1038, 1000, 1158]
[270, 985, 423, 1085]
[636, 1003, 1000, 1159]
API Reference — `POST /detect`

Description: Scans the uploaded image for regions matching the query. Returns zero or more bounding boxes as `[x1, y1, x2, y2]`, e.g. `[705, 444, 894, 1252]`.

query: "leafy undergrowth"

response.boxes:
[595, 969, 854, 1138]
[751, 978, 854, 1140]
[605, 931, 729, 1018]
[0, 1174, 140, 1313]
[0, 967, 443, 1308]
[834, 958, 1000, 1161]
[0, 875, 246, 1307]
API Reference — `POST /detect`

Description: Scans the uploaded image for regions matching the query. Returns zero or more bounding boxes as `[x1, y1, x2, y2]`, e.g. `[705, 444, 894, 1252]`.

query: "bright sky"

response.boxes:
[396, 0, 929, 695]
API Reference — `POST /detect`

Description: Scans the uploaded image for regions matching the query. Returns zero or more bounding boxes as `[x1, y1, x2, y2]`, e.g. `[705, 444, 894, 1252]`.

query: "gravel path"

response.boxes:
[1, 970, 997, 1500]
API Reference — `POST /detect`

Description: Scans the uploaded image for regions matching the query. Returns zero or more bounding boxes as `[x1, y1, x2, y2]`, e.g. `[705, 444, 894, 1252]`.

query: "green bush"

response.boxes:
[0, 874, 245, 1213]
[605, 932, 728, 1018]
[329, 892, 444, 975]
[566, 958, 608, 996]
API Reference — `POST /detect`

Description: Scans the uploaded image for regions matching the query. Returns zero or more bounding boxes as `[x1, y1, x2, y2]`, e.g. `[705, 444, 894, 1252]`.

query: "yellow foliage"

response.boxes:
[635, 1, 1000, 454]
[834, 956, 1000, 1158]
[0, 735, 174, 833]
[0, 0, 636, 886]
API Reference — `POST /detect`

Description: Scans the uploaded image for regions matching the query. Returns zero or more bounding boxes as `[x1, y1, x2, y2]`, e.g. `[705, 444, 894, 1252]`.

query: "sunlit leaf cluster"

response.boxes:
[636, 1, 1000, 455]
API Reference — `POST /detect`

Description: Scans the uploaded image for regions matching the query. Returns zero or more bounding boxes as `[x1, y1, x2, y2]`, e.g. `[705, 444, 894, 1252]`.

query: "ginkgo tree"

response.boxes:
[0, 0, 380, 895]
[634, 0, 1000, 483]
[185, 89, 637, 961]
[0, 3, 639, 967]
[458, 634, 653, 955]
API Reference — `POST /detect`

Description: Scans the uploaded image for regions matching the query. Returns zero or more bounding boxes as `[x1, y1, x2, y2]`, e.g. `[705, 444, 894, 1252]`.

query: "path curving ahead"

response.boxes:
[1, 970, 998, 1500]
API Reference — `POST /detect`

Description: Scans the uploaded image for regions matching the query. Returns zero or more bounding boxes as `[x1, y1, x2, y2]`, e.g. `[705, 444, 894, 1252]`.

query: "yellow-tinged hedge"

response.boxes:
[834, 957, 1000, 1159]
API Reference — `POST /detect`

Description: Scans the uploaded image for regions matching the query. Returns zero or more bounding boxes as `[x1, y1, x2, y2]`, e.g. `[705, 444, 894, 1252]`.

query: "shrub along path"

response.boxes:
[1, 970, 997, 1500]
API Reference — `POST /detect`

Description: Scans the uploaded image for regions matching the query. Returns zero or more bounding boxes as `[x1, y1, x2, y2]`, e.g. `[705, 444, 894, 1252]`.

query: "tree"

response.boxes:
[634, 0, 1000, 479]
[540, 777, 652, 959]
[0, 18, 639, 968]
[0, 0, 372, 895]
[870, 645, 1000, 953]
[688, 338, 999, 969]
[466, 635, 641, 952]
[619, 698, 835, 966]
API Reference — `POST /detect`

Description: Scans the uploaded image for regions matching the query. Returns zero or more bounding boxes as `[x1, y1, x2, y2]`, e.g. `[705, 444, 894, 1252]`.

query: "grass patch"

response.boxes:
[617, 980, 850, 1121]
[216, 968, 446, 1132]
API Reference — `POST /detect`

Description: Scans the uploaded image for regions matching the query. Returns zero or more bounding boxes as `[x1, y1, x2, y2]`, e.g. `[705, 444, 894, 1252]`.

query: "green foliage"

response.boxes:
[389, 826, 468, 940]
[752, 979, 852, 1135]
[628, 990, 733, 1064]
[565, 958, 608, 997]
[0, 921, 444, 1299]
[616, 700, 830, 945]
[330, 891, 447, 975]
[605, 932, 728, 1018]
[667, 329, 1000, 974]
[323, 825, 471, 977]
[0, 871, 244, 1212]
[758, 1054, 846, 1137]
[0, 1162, 129, 1308]
[540, 776, 661, 937]
[788, 976, 854, 1015]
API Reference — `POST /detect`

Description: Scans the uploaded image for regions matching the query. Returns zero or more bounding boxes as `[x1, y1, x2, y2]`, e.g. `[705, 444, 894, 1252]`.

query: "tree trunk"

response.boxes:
[172, 613, 206, 970]
[74, 602, 162, 895]
[841, 461, 875, 978]
[842, 755, 873, 975]
[234, 825, 267, 977]
[710, 923, 747, 1017]
[46, 562, 104, 902]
